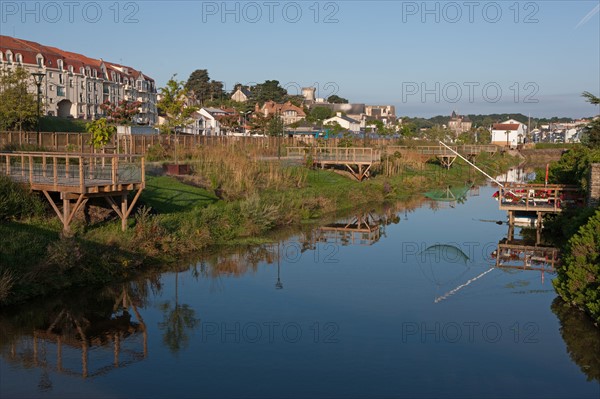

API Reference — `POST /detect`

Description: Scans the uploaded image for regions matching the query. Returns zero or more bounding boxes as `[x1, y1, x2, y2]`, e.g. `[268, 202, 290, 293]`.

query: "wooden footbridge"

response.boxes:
[286, 147, 381, 181]
[383, 145, 498, 168]
[0, 152, 145, 233]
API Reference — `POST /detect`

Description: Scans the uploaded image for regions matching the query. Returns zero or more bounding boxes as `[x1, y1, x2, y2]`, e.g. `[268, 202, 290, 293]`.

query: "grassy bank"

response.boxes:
[0, 150, 518, 306]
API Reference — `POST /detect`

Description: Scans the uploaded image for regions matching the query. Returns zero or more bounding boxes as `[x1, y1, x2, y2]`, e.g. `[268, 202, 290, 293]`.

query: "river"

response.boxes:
[1, 184, 598, 398]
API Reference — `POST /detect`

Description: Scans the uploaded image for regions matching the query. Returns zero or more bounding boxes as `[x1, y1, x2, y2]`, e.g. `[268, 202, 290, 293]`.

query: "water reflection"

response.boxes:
[158, 272, 200, 354]
[551, 297, 600, 382]
[0, 282, 151, 383]
[1, 188, 598, 397]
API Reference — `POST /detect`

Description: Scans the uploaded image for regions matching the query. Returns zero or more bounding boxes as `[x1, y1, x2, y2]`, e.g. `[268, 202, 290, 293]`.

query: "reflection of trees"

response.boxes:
[551, 297, 600, 382]
[158, 272, 199, 354]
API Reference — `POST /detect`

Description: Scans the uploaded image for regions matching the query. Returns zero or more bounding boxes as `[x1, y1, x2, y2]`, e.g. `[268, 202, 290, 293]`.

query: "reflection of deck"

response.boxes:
[286, 147, 380, 181]
[2, 289, 147, 379]
[495, 243, 559, 272]
[317, 214, 382, 246]
[0, 152, 145, 233]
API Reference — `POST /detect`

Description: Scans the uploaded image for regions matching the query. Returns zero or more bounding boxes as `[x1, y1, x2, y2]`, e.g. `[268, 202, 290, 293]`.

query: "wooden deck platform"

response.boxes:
[497, 183, 582, 214]
[287, 147, 381, 181]
[0, 151, 145, 233]
[383, 145, 497, 168]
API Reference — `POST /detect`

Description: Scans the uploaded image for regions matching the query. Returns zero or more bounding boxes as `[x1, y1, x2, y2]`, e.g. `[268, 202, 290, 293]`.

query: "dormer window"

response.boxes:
[0, 52, 3, 63]
[57, 59, 63, 70]
[15, 53, 22, 64]
[80, 67, 85, 75]
[7, 51, 13, 64]
[37, 55, 43, 67]
[68, 65, 73, 73]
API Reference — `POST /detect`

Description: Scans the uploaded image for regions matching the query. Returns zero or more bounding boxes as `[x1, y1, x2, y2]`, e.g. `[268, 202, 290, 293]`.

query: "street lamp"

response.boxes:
[31, 71, 46, 142]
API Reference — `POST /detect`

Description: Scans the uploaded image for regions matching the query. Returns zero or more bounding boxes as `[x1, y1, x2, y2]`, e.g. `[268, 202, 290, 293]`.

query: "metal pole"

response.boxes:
[438, 141, 504, 188]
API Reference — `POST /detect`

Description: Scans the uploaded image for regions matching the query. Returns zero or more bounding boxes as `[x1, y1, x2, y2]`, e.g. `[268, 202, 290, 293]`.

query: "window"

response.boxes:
[57, 59, 63, 70]
[15, 53, 22, 64]
[0, 52, 3, 63]
[37, 56, 43, 67]
[68, 65, 73, 73]
[49, 72, 54, 78]
[7, 51, 12, 64]
[69, 79, 73, 88]
[49, 84, 54, 91]
[80, 67, 85, 75]
[49, 98, 54, 104]
[59, 74, 63, 84]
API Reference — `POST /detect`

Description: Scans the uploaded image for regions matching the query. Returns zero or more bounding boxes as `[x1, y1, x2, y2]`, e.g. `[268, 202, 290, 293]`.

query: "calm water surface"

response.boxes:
[1, 185, 599, 398]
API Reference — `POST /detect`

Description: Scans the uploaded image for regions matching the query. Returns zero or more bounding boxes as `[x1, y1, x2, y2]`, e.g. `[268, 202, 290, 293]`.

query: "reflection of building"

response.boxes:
[1, 287, 147, 379]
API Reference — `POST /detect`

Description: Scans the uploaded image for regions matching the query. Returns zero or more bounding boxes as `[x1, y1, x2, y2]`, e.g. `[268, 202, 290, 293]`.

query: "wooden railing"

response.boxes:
[383, 145, 498, 156]
[0, 152, 144, 192]
[286, 147, 380, 163]
[497, 183, 581, 212]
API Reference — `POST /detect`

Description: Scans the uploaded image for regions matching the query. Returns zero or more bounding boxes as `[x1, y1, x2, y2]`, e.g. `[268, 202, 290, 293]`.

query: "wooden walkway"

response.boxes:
[286, 147, 381, 181]
[0, 152, 145, 233]
[383, 145, 498, 168]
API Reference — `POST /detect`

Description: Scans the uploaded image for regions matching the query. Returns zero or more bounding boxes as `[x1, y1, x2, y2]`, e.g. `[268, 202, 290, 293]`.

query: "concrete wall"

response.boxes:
[588, 163, 600, 207]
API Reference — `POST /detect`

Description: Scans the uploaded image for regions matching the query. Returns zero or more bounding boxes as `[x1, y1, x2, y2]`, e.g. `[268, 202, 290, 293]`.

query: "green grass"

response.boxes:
[139, 175, 219, 214]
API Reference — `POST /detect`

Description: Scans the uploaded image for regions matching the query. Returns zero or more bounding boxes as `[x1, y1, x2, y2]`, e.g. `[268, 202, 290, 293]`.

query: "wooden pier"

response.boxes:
[0, 151, 145, 233]
[497, 183, 582, 214]
[287, 147, 381, 181]
[384, 145, 498, 168]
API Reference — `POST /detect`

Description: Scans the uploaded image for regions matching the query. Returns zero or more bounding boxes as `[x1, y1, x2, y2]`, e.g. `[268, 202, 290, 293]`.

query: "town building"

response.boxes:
[231, 86, 252, 102]
[258, 101, 306, 125]
[324, 112, 361, 133]
[0, 35, 157, 124]
[448, 111, 472, 135]
[365, 105, 396, 126]
[491, 119, 527, 148]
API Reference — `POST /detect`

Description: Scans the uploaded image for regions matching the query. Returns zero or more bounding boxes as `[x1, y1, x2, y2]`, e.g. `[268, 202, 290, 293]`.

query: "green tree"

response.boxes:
[253, 80, 288, 104]
[267, 114, 284, 137]
[0, 67, 37, 132]
[307, 106, 333, 123]
[100, 99, 141, 125]
[158, 75, 198, 162]
[553, 209, 600, 323]
[327, 95, 348, 104]
[87, 118, 116, 148]
[185, 69, 210, 105]
[581, 91, 600, 149]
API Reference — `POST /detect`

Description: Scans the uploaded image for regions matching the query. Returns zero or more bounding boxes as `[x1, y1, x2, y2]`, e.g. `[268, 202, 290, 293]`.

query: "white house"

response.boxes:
[323, 112, 361, 134]
[491, 119, 527, 148]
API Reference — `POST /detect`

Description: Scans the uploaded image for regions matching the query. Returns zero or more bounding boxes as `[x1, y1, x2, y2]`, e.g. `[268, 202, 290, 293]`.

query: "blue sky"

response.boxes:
[1, 0, 599, 118]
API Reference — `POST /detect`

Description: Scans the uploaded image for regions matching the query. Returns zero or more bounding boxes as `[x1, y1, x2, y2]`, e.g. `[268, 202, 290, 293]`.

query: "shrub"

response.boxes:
[553, 209, 600, 323]
[0, 176, 46, 220]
